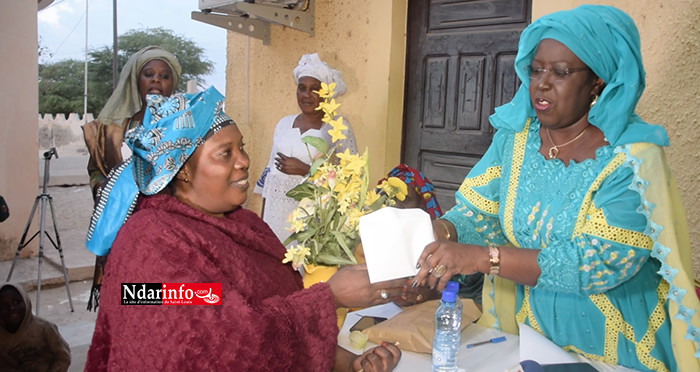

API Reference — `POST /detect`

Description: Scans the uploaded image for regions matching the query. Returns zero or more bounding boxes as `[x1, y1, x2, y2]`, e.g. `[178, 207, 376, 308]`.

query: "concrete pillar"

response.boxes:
[0, 1, 41, 260]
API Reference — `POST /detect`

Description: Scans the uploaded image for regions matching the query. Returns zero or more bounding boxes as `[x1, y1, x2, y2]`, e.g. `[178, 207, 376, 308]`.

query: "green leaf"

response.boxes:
[302, 136, 329, 154]
[295, 227, 318, 243]
[331, 214, 347, 231]
[367, 195, 388, 211]
[316, 253, 356, 266]
[309, 158, 325, 176]
[282, 233, 298, 246]
[357, 148, 370, 207]
[331, 231, 358, 264]
[286, 182, 316, 200]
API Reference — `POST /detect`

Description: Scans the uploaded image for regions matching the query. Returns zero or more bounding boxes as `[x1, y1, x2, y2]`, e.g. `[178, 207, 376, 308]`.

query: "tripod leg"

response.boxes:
[36, 195, 49, 316]
[47, 195, 74, 312]
[6, 196, 40, 281]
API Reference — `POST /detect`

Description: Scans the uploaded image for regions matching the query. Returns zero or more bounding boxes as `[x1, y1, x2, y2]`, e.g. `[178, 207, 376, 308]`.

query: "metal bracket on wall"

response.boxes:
[192, 0, 314, 45]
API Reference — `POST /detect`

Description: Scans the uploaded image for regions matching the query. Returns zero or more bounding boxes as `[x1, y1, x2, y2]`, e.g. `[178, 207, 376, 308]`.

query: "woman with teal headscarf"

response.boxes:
[412, 5, 699, 371]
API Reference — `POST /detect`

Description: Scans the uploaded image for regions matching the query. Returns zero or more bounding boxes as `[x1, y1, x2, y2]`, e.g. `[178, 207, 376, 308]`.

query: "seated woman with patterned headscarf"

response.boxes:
[84, 87, 404, 371]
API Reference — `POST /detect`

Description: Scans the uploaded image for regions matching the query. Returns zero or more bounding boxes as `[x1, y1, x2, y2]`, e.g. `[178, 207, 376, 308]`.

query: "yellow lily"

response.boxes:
[328, 117, 348, 143]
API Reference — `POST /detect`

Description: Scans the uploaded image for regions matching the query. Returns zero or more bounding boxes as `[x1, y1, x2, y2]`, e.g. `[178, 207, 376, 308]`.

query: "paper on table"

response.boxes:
[518, 323, 638, 371]
[358, 207, 434, 283]
[519, 323, 579, 364]
[339, 303, 404, 354]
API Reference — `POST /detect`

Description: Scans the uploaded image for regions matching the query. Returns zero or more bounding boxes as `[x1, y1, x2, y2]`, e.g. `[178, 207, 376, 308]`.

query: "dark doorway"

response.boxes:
[402, 0, 531, 211]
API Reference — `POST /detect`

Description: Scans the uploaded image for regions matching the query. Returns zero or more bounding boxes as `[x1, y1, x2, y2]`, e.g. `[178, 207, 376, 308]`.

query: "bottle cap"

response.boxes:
[445, 281, 459, 293]
[441, 290, 457, 303]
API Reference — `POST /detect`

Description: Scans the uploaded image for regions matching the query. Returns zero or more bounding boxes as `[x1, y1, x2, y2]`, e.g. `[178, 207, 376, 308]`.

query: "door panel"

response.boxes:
[403, 0, 531, 211]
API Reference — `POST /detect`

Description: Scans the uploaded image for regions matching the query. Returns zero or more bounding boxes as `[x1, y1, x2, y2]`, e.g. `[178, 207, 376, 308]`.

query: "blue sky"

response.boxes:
[38, 0, 227, 92]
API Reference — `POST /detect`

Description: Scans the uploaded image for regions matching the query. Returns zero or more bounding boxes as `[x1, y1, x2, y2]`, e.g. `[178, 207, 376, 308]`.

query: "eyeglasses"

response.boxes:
[526, 65, 590, 81]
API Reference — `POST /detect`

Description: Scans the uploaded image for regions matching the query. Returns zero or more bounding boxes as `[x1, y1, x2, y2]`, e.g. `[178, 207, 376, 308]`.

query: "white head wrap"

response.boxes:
[292, 53, 347, 97]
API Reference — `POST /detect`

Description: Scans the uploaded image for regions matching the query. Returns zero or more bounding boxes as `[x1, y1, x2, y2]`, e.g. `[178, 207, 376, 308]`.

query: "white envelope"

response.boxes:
[358, 207, 435, 283]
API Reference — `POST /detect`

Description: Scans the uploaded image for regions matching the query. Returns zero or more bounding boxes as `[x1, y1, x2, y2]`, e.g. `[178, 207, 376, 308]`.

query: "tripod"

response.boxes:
[6, 147, 74, 315]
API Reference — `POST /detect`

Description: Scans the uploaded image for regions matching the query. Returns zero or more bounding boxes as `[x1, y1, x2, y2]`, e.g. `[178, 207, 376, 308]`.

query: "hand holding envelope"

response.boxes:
[358, 207, 435, 283]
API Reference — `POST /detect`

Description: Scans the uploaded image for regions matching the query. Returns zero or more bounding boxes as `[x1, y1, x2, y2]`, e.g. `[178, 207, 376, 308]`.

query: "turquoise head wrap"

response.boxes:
[86, 86, 232, 256]
[489, 5, 668, 147]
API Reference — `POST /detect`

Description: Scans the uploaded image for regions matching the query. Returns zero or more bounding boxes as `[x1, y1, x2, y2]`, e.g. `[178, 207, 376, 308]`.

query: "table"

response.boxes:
[338, 303, 520, 371]
[339, 303, 638, 372]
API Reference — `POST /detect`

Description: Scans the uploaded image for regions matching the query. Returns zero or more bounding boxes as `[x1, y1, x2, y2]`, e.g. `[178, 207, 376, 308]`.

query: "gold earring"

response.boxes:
[590, 94, 599, 108]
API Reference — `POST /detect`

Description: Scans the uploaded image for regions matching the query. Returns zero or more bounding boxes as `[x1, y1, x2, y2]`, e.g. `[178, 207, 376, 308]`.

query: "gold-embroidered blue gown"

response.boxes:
[443, 118, 698, 371]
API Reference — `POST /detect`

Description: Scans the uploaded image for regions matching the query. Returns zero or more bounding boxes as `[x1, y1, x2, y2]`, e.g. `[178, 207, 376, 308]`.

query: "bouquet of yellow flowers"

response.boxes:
[282, 82, 407, 269]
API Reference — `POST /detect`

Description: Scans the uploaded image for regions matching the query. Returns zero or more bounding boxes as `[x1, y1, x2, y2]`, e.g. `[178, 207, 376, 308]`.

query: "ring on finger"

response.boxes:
[380, 289, 388, 300]
[432, 264, 447, 278]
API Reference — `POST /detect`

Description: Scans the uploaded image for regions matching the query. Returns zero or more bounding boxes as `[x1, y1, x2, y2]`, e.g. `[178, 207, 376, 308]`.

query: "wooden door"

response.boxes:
[402, 0, 531, 211]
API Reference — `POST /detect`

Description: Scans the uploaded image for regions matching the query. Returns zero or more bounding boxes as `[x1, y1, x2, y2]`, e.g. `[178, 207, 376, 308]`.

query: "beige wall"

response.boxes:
[0, 1, 41, 260]
[226, 0, 700, 277]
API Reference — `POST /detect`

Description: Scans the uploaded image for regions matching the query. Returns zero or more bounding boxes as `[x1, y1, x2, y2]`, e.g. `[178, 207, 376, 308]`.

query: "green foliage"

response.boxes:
[285, 182, 320, 201]
[302, 136, 329, 154]
[38, 27, 214, 116]
[38, 60, 97, 115]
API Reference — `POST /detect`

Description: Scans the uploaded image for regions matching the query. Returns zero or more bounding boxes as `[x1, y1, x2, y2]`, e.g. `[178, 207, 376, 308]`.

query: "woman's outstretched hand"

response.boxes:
[412, 241, 486, 291]
[275, 152, 311, 176]
[327, 264, 407, 309]
[392, 278, 441, 307]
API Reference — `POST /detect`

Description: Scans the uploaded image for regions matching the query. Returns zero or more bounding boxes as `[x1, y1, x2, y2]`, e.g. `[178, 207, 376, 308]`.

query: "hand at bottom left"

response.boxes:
[352, 341, 401, 372]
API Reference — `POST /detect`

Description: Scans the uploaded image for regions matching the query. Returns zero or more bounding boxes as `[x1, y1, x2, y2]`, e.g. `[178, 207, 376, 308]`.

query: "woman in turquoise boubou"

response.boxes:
[412, 5, 700, 372]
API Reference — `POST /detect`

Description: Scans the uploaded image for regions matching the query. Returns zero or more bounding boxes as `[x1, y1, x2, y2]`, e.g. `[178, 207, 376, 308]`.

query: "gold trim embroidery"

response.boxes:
[572, 152, 626, 236]
[629, 142, 654, 155]
[503, 118, 531, 246]
[583, 207, 653, 250]
[458, 167, 501, 214]
[587, 281, 669, 371]
[515, 286, 544, 333]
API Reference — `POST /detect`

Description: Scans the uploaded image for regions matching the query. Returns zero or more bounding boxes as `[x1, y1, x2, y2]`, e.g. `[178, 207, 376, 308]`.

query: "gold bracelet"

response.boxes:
[488, 246, 500, 276]
[437, 219, 451, 241]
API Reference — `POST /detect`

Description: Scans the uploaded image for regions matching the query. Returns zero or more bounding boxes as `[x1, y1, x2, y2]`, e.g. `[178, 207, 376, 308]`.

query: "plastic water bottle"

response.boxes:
[445, 281, 462, 313]
[432, 290, 461, 371]
[444, 281, 463, 356]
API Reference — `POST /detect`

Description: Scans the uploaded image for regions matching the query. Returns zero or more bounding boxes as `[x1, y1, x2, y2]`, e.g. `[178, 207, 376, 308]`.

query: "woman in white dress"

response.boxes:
[254, 53, 357, 244]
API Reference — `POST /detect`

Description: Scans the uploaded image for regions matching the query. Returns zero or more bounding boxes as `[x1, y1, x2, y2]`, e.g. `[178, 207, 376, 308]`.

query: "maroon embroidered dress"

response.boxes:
[85, 194, 338, 371]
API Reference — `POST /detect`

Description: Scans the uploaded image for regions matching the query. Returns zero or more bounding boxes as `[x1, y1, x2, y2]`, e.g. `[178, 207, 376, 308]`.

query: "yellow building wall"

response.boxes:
[225, 0, 699, 277]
